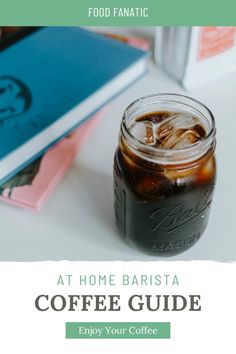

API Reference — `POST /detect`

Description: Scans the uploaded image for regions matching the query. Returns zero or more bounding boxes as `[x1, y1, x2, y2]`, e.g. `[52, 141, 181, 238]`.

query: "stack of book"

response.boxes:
[0, 27, 149, 210]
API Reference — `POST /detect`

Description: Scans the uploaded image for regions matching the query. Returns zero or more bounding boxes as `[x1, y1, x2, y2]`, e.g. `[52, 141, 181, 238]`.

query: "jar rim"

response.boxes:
[121, 93, 216, 165]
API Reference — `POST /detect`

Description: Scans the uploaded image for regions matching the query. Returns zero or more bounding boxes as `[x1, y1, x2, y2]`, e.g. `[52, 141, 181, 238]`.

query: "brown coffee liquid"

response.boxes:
[114, 111, 216, 256]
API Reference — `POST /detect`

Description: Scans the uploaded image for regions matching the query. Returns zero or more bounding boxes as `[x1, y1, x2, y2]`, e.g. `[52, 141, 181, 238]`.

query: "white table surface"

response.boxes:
[0, 28, 235, 262]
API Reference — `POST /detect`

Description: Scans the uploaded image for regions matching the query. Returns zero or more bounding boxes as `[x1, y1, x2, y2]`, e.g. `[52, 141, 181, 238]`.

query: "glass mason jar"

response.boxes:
[113, 94, 216, 256]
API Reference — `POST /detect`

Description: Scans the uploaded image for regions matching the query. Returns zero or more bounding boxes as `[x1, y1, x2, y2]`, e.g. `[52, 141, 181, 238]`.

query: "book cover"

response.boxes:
[0, 26, 148, 183]
[0, 109, 105, 211]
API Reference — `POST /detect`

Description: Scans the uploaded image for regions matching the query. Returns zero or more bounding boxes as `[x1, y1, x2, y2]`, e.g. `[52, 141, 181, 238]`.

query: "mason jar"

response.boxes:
[113, 94, 216, 256]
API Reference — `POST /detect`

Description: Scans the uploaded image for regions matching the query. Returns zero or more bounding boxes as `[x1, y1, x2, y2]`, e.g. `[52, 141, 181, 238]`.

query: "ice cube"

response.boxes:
[157, 113, 198, 140]
[197, 156, 216, 184]
[130, 121, 156, 145]
[160, 128, 187, 149]
[173, 130, 201, 149]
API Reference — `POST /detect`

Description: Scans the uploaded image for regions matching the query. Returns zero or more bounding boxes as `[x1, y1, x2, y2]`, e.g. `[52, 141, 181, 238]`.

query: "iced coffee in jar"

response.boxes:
[114, 94, 216, 256]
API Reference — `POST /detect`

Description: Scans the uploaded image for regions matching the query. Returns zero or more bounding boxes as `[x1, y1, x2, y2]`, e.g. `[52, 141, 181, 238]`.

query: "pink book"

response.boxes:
[0, 109, 105, 211]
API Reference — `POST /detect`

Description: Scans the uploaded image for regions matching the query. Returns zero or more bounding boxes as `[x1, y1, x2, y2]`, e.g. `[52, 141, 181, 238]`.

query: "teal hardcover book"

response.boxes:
[0, 27, 148, 183]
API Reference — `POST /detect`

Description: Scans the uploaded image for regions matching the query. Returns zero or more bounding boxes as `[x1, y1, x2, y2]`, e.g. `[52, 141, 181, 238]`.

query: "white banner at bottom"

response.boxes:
[0, 261, 235, 353]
